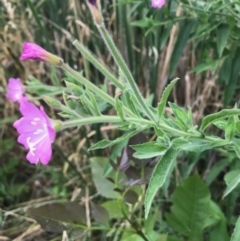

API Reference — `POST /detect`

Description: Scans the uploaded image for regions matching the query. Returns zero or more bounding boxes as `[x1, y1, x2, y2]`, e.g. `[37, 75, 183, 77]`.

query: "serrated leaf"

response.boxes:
[145, 147, 178, 219]
[231, 216, 240, 241]
[89, 129, 141, 151]
[172, 138, 212, 153]
[223, 170, 240, 198]
[27, 202, 86, 233]
[157, 78, 178, 118]
[200, 109, 240, 131]
[165, 174, 219, 241]
[217, 24, 230, 57]
[225, 116, 235, 141]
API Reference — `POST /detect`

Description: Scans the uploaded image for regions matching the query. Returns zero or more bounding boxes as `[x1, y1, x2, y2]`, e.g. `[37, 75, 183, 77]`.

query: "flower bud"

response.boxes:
[20, 42, 63, 66]
[86, 0, 103, 25]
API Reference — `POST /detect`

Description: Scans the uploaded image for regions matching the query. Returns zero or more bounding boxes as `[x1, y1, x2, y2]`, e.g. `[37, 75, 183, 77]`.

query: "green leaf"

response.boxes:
[50, 66, 61, 86]
[86, 89, 101, 116]
[205, 159, 229, 186]
[89, 129, 141, 151]
[219, 56, 232, 85]
[115, 95, 126, 121]
[168, 102, 191, 130]
[213, 120, 227, 130]
[223, 170, 240, 198]
[124, 190, 138, 205]
[191, 59, 221, 74]
[144, 147, 178, 219]
[131, 18, 151, 28]
[89, 157, 117, 198]
[157, 78, 178, 118]
[169, 21, 195, 76]
[172, 138, 211, 153]
[167, 236, 184, 241]
[91, 203, 109, 225]
[209, 202, 229, 241]
[123, 89, 140, 117]
[217, 24, 230, 57]
[200, 109, 240, 131]
[42, 95, 61, 108]
[224, 48, 240, 106]
[230, 216, 240, 241]
[165, 174, 218, 241]
[225, 116, 235, 141]
[27, 202, 86, 233]
[233, 143, 240, 159]
[130, 141, 168, 159]
[102, 200, 128, 219]
[65, 81, 84, 96]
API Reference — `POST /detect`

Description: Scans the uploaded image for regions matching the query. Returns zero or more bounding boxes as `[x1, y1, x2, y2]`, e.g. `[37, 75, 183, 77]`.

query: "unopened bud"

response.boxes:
[86, 0, 103, 25]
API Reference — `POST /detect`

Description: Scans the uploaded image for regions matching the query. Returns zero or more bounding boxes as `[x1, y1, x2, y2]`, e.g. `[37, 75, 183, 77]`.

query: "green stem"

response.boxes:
[72, 40, 124, 90]
[97, 24, 157, 122]
[62, 116, 153, 128]
[62, 63, 135, 117]
[61, 114, 228, 147]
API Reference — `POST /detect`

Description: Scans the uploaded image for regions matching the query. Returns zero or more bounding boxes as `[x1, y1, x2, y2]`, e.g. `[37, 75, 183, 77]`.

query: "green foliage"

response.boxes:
[89, 128, 142, 151]
[223, 170, 240, 198]
[130, 141, 168, 159]
[231, 216, 240, 241]
[145, 147, 178, 218]
[89, 157, 117, 199]
[165, 174, 229, 241]
[3, 0, 240, 240]
[157, 78, 179, 118]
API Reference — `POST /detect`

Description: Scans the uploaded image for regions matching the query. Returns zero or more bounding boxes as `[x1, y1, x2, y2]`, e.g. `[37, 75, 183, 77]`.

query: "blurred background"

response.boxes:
[1, 0, 240, 240]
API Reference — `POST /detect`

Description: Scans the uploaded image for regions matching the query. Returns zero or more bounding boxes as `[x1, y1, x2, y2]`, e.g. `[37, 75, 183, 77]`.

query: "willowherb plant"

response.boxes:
[5, 0, 240, 238]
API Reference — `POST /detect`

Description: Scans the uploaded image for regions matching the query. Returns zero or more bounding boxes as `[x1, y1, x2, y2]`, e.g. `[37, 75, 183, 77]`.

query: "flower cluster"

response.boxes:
[6, 43, 58, 165]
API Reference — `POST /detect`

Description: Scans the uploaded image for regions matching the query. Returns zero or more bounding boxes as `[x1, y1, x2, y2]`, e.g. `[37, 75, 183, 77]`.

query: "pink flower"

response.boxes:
[151, 0, 166, 8]
[6, 78, 24, 103]
[20, 42, 63, 65]
[13, 97, 56, 165]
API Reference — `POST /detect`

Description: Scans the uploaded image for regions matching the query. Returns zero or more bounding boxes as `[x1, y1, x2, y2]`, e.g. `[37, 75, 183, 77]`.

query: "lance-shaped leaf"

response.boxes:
[200, 109, 240, 131]
[89, 128, 142, 151]
[157, 78, 178, 119]
[144, 147, 178, 218]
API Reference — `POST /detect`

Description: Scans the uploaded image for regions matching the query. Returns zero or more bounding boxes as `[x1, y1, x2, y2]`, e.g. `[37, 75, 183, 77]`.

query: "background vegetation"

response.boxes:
[1, 0, 240, 240]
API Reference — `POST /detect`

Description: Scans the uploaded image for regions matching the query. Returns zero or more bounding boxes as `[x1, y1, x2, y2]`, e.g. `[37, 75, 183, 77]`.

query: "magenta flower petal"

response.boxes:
[20, 42, 63, 65]
[6, 78, 24, 102]
[13, 98, 56, 165]
[151, 0, 166, 8]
